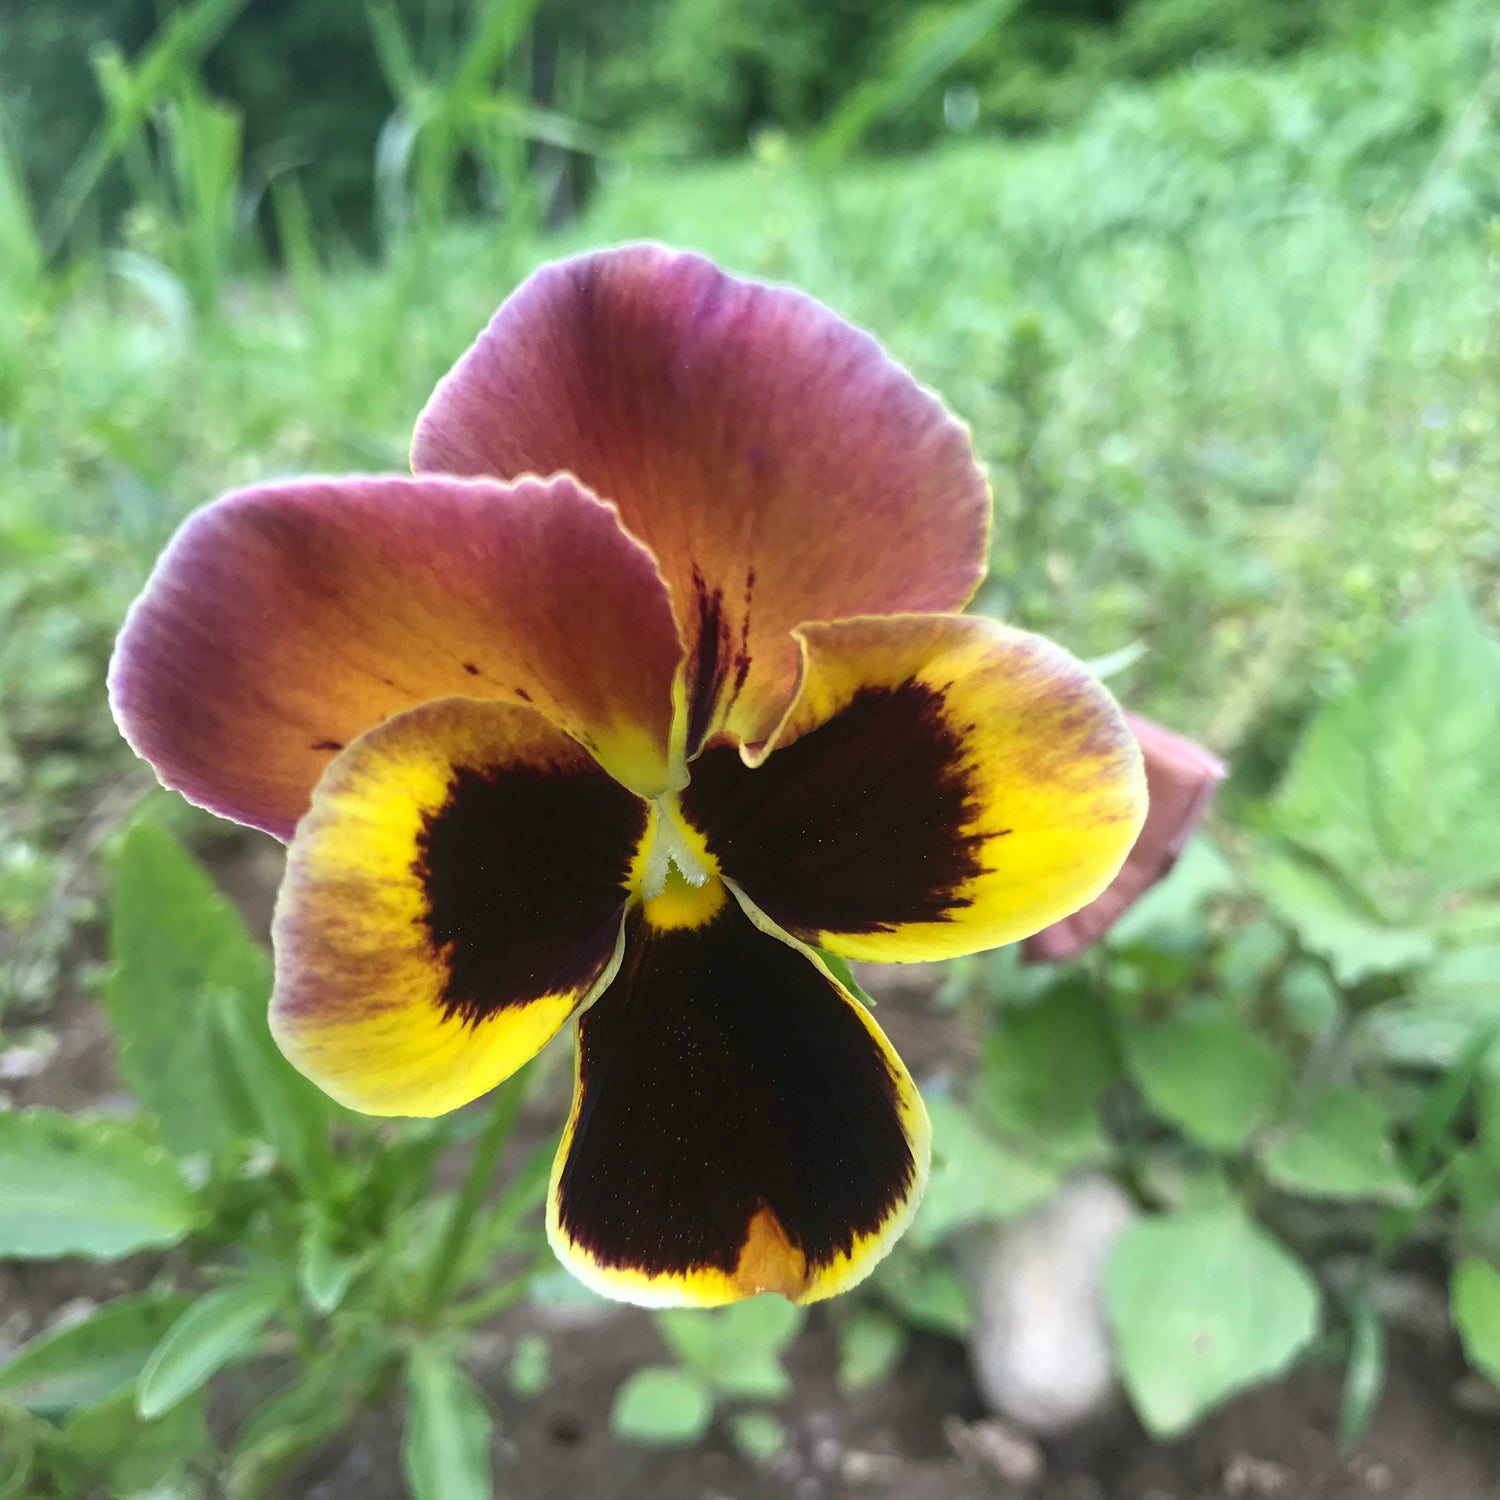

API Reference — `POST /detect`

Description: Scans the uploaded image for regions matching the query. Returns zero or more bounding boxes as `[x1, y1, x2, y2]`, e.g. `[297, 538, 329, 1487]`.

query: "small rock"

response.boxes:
[943, 1414, 1045, 1488]
[1223, 1454, 1291, 1495]
[963, 1173, 1138, 1435]
[839, 1448, 899, 1485]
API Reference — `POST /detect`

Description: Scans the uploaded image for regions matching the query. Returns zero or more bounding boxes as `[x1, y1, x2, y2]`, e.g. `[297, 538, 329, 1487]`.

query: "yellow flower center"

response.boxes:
[634, 798, 726, 929]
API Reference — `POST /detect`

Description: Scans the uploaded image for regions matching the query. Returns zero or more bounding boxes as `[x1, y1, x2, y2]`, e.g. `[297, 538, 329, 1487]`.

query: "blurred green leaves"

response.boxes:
[1106, 1208, 1321, 1437]
[0, 1109, 197, 1259]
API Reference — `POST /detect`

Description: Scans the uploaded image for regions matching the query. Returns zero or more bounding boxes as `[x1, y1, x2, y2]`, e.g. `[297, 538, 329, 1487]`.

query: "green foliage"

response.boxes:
[137, 1280, 281, 1418]
[0, 1292, 190, 1416]
[611, 1297, 805, 1447]
[610, 1366, 715, 1445]
[0, 1109, 197, 1258]
[836, 1307, 907, 1392]
[402, 1346, 495, 1500]
[1105, 1208, 1321, 1436]
[1122, 1013, 1289, 1150]
[1452, 1259, 1500, 1390]
[1, 824, 552, 1494]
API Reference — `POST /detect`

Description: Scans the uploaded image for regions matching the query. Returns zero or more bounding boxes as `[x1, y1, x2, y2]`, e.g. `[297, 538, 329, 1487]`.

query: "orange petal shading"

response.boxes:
[548, 896, 929, 1306]
[411, 245, 991, 756]
[271, 697, 648, 1116]
[110, 474, 682, 839]
[1023, 714, 1226, 961]
[680, 615, 1146, 963]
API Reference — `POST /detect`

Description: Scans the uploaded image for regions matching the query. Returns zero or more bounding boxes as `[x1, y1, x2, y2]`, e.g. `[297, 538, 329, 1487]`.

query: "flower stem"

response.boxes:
[420, 1065, 530, 1324]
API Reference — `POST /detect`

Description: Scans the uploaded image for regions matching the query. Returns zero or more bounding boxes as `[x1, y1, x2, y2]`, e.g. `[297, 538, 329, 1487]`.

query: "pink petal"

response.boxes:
[412, 244, 991, 753]
[110, 473, 683, 838]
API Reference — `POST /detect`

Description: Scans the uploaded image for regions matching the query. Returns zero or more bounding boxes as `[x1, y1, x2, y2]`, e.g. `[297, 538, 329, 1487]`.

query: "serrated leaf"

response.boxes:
[0, 1292, 190, 1414]
[1257, 1090, 1411, 1203]
[0, 1109, 197, 1258]
[1452, 1258, 1500, 1389]
[402, 1347, 493, 1500]
[610, 1366, 713, 1445]
[1122, 1013, 1287, 1150]
[1251, 852, 1434, 985]
[1105, 1208, 1320, 1436]
[137, 1281, 280, 1419]
[837, 1308, 906, 1392]
[1272, 589, 1500, 921]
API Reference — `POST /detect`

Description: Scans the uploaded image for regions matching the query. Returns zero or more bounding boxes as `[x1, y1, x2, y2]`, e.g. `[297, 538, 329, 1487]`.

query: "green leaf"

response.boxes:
[1122, 1014, 1288, 1150]
[1452, 1258, 1500, 1389]
[816, 947, 876, 1007]
[229, 1329, 389, 1494]
[912, 1095, 1058, 1248]
[1251, 852, 1434, 986]
[507, 1335, 550, 1399]
[717, 1295, 805, 1353]
[137, 1281, 280, 1419]
[0, 1292, 190, 1414]
[104, 820, 273, 1156]
[836, 1308, 907, 1393]
[106, 820, 334, 1175]
[610, 1366, 713, 1445]
[729, 1410, 786, 1464]
[1257, 1090, 1412, 1203]
[874, 1254, 972, 1337]
[0, 1109, 197, 1259]
[1105, 1208, 1320, 1437]
[1337, 1297, 1385, 1454]
[1272, 589, 1500, 921]
[60, 1385, 211, 1495]
[657, 1297, 805, 1383]
[298, 1218, 360, 1315]
[978, 982, 1116, 1166]
[402, 1346, 494, 1500]
[711, 1350, 792, 1400]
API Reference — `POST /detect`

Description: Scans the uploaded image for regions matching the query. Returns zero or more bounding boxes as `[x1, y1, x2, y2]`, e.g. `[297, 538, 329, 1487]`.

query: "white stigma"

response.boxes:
[641, 800, 712, 900]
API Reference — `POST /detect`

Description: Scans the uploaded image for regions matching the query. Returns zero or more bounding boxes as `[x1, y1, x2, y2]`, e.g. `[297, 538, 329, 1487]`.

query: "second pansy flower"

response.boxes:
[110, 244, 1147, 1306]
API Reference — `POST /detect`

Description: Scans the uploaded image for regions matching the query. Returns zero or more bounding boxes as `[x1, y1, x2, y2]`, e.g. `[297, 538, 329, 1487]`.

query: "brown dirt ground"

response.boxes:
[4, 830, 1499, 1500]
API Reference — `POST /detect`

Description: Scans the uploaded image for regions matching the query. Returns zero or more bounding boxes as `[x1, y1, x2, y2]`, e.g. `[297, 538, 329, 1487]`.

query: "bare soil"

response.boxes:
[5, 830, 1498, 1500]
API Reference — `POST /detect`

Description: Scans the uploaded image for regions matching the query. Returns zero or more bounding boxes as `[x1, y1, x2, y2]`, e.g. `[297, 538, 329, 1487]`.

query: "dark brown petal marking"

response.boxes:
[416, 761, 647, 1025]
[683, 566, 754, 757]
[680, 681, 985, 938]
[556, 903, 915, 1278]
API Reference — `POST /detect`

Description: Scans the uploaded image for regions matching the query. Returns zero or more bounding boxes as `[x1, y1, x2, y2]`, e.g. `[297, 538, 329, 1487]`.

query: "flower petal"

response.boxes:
[411, 245, 990, 756]
[547, 894, 929, 1306]
[1023, 714, 1226, 961]
[270, 697, 647, 1116]
[679, 615, 1147, 963]
[110, 473, 682, 839]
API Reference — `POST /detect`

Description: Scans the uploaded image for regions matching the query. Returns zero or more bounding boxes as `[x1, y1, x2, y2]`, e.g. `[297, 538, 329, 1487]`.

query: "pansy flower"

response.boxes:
[110, 245, 1146, 1306]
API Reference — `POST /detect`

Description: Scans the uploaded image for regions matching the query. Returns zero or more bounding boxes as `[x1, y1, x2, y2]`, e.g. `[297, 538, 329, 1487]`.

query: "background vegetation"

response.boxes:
[2, 0, 1499, 1494]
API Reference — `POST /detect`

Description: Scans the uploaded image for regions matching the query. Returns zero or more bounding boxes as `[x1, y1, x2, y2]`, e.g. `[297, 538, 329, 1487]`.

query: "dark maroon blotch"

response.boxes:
[681, 681, 984, 937]
[415, 761, 645, 1024]
[556, 903, 914, 1277]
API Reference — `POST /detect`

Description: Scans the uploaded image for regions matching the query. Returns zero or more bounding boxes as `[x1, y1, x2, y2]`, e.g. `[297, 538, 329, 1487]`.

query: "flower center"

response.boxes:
[635, 798, 726, 930]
